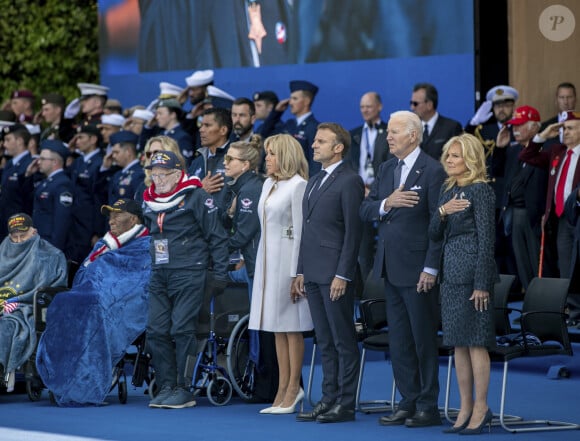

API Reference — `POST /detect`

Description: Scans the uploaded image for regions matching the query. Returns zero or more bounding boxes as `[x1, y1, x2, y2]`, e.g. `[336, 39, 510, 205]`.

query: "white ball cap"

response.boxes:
[159, 82, 183, 98]
[77, 83, 109, 97]
[132, 109, 155, 121]
[185, 69, 214, 87]
[100, 114, 126, 126]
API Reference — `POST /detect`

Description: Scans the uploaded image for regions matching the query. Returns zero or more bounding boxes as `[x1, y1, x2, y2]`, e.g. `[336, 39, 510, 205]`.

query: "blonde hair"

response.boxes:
[263, 134, 308, 181]
[143, 136, 186, 186]
[441, 133, 488, 190]
[229, 134, 263, 171]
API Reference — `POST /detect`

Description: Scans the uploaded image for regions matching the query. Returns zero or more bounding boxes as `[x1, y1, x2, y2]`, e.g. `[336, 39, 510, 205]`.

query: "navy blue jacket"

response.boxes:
[107, 161, 145, 205]
[0, 151, 34, 240]
[188, 143, 231, 210]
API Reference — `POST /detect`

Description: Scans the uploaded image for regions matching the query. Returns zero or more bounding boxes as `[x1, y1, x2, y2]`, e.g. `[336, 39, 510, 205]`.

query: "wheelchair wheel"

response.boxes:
[207, 375, 232, 406]
[118, 372, 128, 404]
[26, 379, 42, 402]
[226, 314, 255, 401]
[148, 376, 159, 398]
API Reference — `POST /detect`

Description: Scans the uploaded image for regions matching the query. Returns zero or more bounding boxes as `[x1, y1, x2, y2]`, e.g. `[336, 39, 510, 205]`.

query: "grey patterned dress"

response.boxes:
[429, 182, 497, 348]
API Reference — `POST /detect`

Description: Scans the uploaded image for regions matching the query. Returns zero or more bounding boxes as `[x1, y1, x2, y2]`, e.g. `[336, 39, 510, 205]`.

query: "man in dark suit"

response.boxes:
[565, 184, 580, 324]
[360, 110, 445, 428]
[410, 83, 462, 160]
[295, 122, 364, 423]
[540, 82, 576, 149]
[260, 80, 321, 176]
[350, 91, 390, 280]
[519, 110, 580, 323]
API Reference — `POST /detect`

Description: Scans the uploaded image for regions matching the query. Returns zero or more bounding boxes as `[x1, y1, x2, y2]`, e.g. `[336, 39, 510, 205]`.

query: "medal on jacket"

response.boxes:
[551, 156, 559, 176]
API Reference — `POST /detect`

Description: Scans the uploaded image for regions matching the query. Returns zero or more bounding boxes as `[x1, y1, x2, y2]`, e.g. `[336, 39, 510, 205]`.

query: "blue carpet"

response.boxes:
[1, 345, 579, 441]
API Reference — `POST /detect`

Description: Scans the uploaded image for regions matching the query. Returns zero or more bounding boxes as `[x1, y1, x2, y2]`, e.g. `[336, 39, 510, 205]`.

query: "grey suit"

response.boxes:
[297, 161, 364, 409]
[360, 150, 445, 413]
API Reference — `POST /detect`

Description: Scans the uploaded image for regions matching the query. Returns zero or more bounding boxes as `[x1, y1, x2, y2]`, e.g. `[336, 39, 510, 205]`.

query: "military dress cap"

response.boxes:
[486, 85, 519, 104]
[561, 110, 580, 121]
[77, 124, 103, 144]
[289, 80, 319, 96]
[101, 198, 143, 220]
[253, 90, 279, 105]
[40, 139, 69, 160]
[11, 89, 34, 99]
[41, 93, 66, 108]
[99, 113, 126, 127]
[2, 123, 29, 135]
[110, 130, 139, 146]
[132, 109, 154, 121]
[204, 85, 235, 110]
[7, 213, 33, 233]
[77, 83, 109, 99]
[185, 69, 214, 87]
[156, 98, 183, 111]
[146, 150, 184, 170]
[506, 105, 541, 126]
[159, 82, 183, 99]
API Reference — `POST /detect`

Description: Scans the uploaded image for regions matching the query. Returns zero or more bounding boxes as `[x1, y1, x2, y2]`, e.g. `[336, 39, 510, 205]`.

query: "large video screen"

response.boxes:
[99, 0, 475, 128]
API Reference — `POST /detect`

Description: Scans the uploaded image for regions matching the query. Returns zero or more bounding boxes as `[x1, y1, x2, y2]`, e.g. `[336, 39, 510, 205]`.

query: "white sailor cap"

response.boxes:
[25, 124, 41, 135]
[99, 114, 126, 127]
[132, 109, 155, 121]
[204, 86, 235, 110]
[77, 83, 109, 98]
[486, 85, 519, 103]
[159, 82, 183, 99]
[185, 69, 214, 87]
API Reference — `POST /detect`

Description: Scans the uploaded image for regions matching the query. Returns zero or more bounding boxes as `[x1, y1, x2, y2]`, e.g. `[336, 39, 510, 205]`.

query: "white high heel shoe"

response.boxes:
[270, 388, 304, 414]
[259, 405, 280, 414]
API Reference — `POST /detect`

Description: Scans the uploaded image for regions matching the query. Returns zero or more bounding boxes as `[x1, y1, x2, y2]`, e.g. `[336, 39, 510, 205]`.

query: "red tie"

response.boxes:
[555, 150, 574, 217]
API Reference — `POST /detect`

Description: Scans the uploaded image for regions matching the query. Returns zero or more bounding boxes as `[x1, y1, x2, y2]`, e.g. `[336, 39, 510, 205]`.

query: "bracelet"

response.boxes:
[438, 206, 447, 217]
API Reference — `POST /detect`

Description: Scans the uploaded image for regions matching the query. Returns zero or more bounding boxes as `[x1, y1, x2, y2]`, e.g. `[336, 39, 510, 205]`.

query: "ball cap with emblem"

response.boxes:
[486, 85, 519, 104]
[3, 123, 29, 135]
[561, 110, 580, 121]
[77, 83, 109, 100]
[110, 130, 139, 146]
[41, 93, 66, 108]
[40, 139, 69, 160]
[146, 150, 184, 170]
[506, 105, 541, 126]
[289, 80, 319, 96]
[7, 213, 33, 234]
[101, 198, 143, 222]
[185, 69, 214, 88]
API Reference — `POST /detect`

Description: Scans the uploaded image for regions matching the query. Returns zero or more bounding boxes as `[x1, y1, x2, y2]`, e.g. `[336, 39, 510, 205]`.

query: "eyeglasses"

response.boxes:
[145, 150, 162, 158]
[38, 156, 55, 161]
[151, 171, 178, 180]
[410, 100, 427, 107]
[224, 154, 245, 163]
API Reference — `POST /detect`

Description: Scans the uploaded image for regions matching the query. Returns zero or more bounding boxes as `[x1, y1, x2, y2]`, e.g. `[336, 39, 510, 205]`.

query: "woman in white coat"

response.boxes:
[249, 134, 313, 414]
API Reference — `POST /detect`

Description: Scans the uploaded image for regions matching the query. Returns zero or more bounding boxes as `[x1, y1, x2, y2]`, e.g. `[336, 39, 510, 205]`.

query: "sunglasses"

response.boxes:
[410, 100, 427, 107]
[224, 154, 244, 163]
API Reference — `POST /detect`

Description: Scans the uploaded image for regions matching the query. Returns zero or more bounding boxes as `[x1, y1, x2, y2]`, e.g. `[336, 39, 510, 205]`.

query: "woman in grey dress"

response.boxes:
[429, 133, 496, 434]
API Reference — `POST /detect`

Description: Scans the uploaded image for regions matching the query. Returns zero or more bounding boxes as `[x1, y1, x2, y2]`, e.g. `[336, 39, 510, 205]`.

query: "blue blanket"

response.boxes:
[36, 236, 151, 406]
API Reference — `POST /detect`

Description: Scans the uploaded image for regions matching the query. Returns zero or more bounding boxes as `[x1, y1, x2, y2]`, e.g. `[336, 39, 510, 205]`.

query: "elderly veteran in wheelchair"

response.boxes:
[36, 198, 150, 406]
[0, 213, 67, 392]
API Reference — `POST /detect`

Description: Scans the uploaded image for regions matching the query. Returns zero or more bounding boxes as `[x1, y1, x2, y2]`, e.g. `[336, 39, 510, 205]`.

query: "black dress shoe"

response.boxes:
[379, 409, 413, 426]
[405, 410, 442, 427]
[296, 401, 333, 422]
[316, 404, 355, 423]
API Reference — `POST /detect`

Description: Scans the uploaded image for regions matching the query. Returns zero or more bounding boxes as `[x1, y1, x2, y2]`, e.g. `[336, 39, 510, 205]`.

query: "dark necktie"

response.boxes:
[309, 170, 327, 199]
[393, 160, 403, 188]
[423, 124, 429, 140]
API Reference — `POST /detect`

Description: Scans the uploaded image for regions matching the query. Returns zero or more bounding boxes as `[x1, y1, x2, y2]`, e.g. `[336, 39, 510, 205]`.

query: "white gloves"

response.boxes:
[64, 98, 81, 119]
[469, 100, 493, 126]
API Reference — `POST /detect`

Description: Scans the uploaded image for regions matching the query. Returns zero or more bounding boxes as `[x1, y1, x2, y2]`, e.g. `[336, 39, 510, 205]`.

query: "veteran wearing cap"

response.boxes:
[0, 212, 67, 392]
[495, 105, 548, 290]
[39, 93, 76, 143]
[520, 110, 580, 322]
[0, 124, 35, 241]
[260, 80, 321, 176]
[24, 140, 73, 251]
[10, 90, 35, 123]
[141, 150, 229, 409]
[65, 125, 106, 263]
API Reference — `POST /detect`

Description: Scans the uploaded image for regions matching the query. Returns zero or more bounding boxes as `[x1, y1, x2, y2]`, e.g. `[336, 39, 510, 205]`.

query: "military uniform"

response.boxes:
[108, 160, 145, 204]
[163, 124, 195, 166]
[33, 170, 74, 251]
[0, 151, 34, 240]
[65, 150, 106, 263]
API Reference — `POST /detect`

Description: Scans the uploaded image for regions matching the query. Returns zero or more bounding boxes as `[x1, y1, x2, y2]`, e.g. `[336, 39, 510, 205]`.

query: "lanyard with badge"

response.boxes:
[364, 126, 374, 183]
[154, 212, 169, 264]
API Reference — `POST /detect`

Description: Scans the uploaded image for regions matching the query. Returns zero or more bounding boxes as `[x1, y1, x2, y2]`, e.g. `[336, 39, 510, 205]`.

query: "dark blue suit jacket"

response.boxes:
[360, 150, 446, 286]
[297, 162, 364, 284]
[420, 114, 463, 160]
[349, 122, 391, 178]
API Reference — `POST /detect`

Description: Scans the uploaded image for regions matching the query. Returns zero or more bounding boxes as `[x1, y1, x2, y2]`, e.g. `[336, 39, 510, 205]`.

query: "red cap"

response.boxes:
[561, 110, 580, 122]
[506, 105, 540, 126]
[11, 89, 34, 99]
